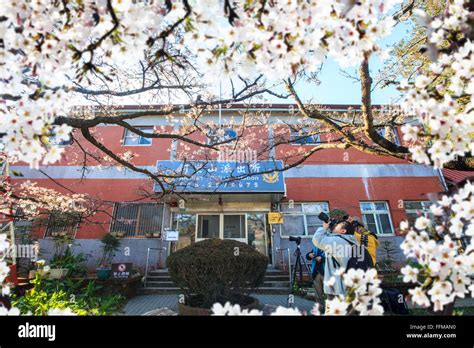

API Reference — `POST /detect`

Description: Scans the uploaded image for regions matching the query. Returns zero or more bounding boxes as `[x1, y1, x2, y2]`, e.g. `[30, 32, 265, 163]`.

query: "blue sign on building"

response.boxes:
[154, 160, 285, 193]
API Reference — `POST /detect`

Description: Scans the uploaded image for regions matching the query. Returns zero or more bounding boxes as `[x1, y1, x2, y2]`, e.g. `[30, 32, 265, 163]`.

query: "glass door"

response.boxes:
[195, 213, 247, 243]
[196, 214, 220, 242]
[171, 213, 196, 252]
[223, 214, 247, 243]
[246, 213, 267, 256]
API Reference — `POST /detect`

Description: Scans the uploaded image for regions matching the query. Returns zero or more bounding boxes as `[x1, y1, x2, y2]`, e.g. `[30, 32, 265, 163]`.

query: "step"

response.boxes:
[253, 287, 290, 294]
[147, 270, 170, 276]
[138, 287, 181, 294]
[266, 269, 289, 274]
[145, 275, 172, 281]
[262, 281, 290, 287]
[139, 286, 291, 295]
[144, 281, 177, 288]
[144, 280, 289, 287]
[263, 275, 290, 281]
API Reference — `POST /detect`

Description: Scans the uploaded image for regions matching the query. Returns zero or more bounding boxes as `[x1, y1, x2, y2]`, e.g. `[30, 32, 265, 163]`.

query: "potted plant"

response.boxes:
[47, 268, 69, 279]
[111, 231, 126, 238]
[153, 232, 160, 238]
[96, 233, 121, 280]
[167, 239, 268, 315]
[145, 232, 153, 238]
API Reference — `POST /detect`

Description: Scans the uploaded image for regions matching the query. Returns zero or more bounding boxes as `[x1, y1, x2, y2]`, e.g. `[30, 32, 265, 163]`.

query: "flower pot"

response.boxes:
[153, 233, 160, 238]
[145, 233, 153, 238]
[96, 268, 111, 280]
[48, 268, 69, 279]
[178, 296, 259, 316]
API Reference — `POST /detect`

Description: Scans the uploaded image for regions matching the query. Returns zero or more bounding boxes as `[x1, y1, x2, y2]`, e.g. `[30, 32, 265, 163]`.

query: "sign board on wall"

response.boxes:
[163, 230, 179, 241]
[111, 263, 133, 279]
[267, 212, 284, 224]
[154, 160, 285, 193]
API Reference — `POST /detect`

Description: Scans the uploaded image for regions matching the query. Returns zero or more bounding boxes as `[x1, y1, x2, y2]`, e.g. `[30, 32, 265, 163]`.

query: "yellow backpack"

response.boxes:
[354, 224, 378, 266]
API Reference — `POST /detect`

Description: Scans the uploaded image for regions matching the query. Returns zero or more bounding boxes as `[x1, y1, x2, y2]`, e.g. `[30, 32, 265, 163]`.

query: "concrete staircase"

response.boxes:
[139, 267, 291, 295]
[139, 269, 179, 294]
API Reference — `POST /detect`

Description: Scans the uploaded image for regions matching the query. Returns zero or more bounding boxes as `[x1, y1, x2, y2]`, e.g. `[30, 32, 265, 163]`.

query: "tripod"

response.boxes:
[289, 236, 312, 294]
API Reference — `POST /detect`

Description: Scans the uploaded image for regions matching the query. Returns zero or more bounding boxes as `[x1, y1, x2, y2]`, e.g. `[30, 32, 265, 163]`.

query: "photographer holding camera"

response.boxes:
[312, 212, 359, 299]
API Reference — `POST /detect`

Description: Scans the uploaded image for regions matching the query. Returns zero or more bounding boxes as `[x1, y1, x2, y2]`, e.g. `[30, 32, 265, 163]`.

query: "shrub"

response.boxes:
[50, 247, 88, 277]
[98, 233, 121, 268]
[167, 239, 268, 308]
[12, 274, 125, 315]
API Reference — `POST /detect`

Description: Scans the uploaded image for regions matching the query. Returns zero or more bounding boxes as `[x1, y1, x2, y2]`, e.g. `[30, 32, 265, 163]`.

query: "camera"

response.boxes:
[289, 236, 301, 245]
[317, 212, 339, 230]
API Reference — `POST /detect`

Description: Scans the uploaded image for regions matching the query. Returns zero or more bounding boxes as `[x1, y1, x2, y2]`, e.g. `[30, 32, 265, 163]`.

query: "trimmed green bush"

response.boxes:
[167, 239, 268, 308]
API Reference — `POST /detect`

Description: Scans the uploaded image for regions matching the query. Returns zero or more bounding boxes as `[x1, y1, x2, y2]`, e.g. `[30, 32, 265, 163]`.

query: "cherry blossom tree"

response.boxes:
[0, 0, 473, 315]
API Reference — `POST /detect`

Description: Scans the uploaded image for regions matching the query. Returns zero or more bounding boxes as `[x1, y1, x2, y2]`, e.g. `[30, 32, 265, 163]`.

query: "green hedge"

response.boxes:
[167, 239, 268, 308]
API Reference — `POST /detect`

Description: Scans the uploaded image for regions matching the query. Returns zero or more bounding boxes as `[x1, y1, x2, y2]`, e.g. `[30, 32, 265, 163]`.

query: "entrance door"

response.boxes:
[195, 213, 247, 243]
[171, 213, 196, 252]
[196, 214, 220, 242]
[222, 214, 246, 243]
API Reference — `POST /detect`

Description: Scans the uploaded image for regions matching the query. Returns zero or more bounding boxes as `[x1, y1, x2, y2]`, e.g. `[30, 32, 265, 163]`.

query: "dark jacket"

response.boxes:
[305, 246, 325, 278]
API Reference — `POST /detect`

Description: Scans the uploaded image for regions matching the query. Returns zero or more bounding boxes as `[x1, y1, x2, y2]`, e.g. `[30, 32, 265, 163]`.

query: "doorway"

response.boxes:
[170, 212, 268, 257]
[196, 214, 247, 243]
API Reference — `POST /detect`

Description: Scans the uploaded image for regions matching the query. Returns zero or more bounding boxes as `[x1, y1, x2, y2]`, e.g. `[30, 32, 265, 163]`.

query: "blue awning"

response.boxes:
[154, 160, 285, 193]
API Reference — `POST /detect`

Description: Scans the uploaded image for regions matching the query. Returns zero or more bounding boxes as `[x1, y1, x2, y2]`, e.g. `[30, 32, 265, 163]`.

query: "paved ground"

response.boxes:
[122, 294, 316, 315]
[122, 293, 474, 316]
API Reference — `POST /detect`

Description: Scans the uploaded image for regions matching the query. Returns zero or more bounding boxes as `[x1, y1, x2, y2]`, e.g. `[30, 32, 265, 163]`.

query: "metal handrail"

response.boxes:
[144, 247, 167, 288]
[276, 247, 291, 291]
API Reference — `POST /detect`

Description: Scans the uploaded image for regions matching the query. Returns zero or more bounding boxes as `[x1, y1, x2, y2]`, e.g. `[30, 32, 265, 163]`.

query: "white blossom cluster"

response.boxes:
[211, 268, 384, 316]
[178, 0, 400, 80]
[0, 180, 91, 217]
[0, 0, 166, 168]
[0, 235, 20, 316]
[1, 0, 472, 170]
[326, 268, 384, 315]
[400, 0, 474, 167]
[400, 181, 474, 312]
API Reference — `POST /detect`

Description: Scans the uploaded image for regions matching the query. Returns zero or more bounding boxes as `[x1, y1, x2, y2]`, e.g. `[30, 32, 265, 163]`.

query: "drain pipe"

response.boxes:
[437, 168, 449, 192]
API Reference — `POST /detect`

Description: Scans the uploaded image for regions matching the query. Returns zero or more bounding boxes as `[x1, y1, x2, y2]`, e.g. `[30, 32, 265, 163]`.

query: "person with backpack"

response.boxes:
[312, 220, 357, 297]
[312, 220, 374, 298]
[348, 216, 379, 266]
[305, 246, 325, 307]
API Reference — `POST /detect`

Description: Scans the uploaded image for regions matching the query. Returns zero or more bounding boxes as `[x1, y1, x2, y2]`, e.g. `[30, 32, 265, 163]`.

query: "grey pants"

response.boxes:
[313, 273, 325, 307]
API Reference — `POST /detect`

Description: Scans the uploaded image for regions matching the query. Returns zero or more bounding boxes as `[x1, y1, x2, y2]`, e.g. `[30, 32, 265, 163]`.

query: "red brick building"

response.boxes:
[10, 104, 446, 270]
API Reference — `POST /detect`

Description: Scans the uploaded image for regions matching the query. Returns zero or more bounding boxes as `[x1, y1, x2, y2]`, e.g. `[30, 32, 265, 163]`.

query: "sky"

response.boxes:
[77, 16, 414, 107]
[246, 21, 413, 106]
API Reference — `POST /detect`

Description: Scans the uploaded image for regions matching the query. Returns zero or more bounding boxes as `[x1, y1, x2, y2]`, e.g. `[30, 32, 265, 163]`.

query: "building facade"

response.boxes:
[10, 104, 446, 271]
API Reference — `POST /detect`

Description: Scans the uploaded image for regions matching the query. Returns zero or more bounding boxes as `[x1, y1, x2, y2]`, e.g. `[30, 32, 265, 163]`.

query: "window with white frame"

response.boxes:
[280, 202, 329, 236]
[122, 127, 153, 146]
[376, 126, 400, 145]
[110, 202, 164, 237]
[360, 201, 394, 235]
[404, 201, 432, 226]
[289, 127, 321, 145]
